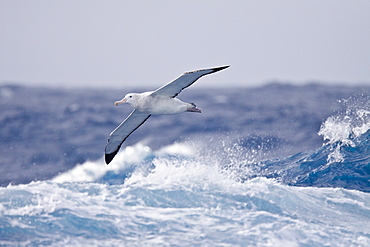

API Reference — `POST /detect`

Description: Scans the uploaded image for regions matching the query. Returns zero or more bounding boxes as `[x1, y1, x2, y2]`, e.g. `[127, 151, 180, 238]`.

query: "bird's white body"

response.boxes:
[115, 92, 200, 115]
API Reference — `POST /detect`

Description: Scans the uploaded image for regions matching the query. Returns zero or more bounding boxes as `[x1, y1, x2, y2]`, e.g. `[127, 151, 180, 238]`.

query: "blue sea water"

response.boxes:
[0, 83, 370, 246]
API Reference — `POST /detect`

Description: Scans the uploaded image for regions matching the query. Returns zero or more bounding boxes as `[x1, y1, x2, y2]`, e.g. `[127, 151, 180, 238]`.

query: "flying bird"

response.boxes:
[105, 65, 230, 164]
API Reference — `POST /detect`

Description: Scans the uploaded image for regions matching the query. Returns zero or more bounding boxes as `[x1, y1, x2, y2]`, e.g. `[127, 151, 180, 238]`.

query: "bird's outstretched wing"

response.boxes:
[105, 110, 151, 164]
[152, 65, 229, 98]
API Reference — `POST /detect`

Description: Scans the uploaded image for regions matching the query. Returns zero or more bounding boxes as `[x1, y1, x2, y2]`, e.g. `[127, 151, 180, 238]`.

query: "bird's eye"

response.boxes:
[129, 96, 132, 98]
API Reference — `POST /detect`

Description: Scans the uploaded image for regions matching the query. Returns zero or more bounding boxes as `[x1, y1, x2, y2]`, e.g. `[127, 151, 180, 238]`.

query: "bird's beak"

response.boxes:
[114, 98, 127, 106]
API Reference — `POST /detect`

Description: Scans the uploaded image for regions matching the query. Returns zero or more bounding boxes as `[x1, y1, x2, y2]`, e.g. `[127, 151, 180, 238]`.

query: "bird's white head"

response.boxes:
[114, 93, 139, 106]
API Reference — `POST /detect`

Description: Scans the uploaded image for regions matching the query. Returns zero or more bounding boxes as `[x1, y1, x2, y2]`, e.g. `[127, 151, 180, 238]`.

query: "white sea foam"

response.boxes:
[52, 143, 152, 183]
[1, 176, 369, 246]
[319, 95, 370, 143]
[318, 95, 370, 164]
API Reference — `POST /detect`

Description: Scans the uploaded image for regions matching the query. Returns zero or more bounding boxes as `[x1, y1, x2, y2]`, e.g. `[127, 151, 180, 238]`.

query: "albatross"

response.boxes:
[105, 65, 229, 164]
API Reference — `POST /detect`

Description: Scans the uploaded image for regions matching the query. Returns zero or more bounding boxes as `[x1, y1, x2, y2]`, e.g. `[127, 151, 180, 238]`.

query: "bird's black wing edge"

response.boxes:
[171, 65, 230, 98]
[105, 114, 151, 164]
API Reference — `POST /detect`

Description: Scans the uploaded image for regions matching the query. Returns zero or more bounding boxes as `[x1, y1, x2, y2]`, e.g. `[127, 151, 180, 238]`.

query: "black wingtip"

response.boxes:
[212, 65, 230, 73]
[105, 149, 119, 165]
[185, 65, 230, 75]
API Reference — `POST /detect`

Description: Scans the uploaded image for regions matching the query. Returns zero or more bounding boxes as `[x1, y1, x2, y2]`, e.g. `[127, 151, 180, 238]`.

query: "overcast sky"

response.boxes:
[1, 1, 369, 89]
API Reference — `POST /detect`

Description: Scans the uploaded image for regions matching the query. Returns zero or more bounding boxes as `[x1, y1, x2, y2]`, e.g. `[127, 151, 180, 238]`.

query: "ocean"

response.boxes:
[0, 83, 369, 246]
